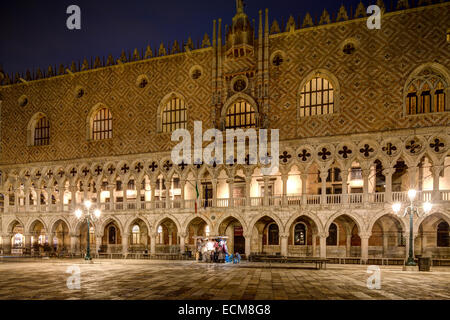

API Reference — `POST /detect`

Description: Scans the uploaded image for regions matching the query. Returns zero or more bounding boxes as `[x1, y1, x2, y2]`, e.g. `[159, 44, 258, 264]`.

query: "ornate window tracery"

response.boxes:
[161, 97, 187, 133]
[92, 108, 113, 140]
[300, 77, 334, 117]
[405, 68, 448, 115]
[34, 116, 50, 146]
[225, 100, 256, 129]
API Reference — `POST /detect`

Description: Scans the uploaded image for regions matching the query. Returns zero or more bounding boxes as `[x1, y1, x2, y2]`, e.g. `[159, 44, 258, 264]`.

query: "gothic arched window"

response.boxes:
[294, 223, 306, 246]
[132, 225, 140, 245]
[162, 97, 187, 133]
[268, 223, 279, 245]
[225, 100, 256, 129]
[405, 66, 448, 115]
[327, 223, 338, 246]
[34, 116, 50, 146]
[92, 108, 113, 140]
[437, 221, 449, 247]
[300, 77, 334, 117]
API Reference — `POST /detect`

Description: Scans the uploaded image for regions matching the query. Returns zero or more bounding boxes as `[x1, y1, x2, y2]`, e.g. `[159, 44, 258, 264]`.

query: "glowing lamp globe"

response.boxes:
[392, 203, 402, 214]
[75, 209, 83, 219]
[407, 189, 417, 202]
[423, 202, 432, 214]
[94, 209, 101, 218]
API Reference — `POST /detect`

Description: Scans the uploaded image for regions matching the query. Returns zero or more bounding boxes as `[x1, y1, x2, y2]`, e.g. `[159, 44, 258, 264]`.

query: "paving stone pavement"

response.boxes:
[0, 258, 449, 300]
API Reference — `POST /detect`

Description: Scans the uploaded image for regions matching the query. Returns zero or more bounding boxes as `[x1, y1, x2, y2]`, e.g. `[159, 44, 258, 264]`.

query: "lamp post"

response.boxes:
[75, 200, 101, 261]
[392, 189, 432, 267]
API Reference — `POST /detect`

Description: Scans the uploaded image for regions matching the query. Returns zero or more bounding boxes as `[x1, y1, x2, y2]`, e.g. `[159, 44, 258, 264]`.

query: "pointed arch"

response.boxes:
[27, 112, 50, 146]
[157, 92, 187, 133]
[221, 93, 259, 129]
[87, 103, 113, 140]
[297, 69, 340, 117]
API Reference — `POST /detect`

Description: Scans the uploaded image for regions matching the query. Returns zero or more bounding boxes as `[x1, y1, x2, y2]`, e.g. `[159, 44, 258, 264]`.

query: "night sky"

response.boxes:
[1, 0, 371, 75]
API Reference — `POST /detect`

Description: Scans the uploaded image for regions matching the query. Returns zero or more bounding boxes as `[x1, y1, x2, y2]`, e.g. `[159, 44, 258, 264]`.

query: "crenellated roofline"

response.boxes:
[0, 0, 447, 88]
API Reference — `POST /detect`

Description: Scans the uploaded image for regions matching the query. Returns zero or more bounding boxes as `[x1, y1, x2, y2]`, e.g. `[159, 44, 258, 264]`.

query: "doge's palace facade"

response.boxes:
[0, 0, 449, 263]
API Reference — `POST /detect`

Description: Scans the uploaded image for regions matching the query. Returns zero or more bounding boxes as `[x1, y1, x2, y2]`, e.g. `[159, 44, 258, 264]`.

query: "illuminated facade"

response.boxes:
[0, 0, 449, 263]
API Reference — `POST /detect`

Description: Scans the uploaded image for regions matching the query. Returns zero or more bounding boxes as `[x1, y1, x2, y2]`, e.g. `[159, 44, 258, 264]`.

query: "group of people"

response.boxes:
[195, 237, 241, 264]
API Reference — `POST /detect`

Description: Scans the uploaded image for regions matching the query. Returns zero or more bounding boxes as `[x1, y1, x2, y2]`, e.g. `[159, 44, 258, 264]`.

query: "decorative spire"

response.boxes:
[25, 70, 32, 81]
[417, 0, 433, 5]
[336, 4, 349, 22]
[285, 15, 296, 32]
[36, 68, 43, 79]
[319, 9, 331, 25]
[81, 59, 89, 71]
[58, 64, 65, 75]
[14, 73, 21, 83]
[377, 0, 386, 12]
[106, 55, 115, 66]
[236, 0, 244, 14]
[302, 13, 314, 28]
[144, 45, 153, 59]
[70, 61, 77, 72]
[396, 0, 409, 9]
[159, 42, 167, 56]
[4, 73, 10, 85]
[119, 50, 127, 63]
[132, 48, 140, 61]
[270, 20, 280, 34]
[201, 33, 211, 48]
[354, 1, 366, 18]
[186, 37, 194, 50]
[47, 66, 54, 77]
[172, 40, 180, 54]
[94, 57, 102, 68]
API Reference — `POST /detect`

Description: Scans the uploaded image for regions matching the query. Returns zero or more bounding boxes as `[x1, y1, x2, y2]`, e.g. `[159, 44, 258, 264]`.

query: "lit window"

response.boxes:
[162, 98, 187, 133]
[405, 69, 447, 115]
[34, 116, 50, 146]
[92, 108, 112, 140]
[294, 223, 306, 246]
[225, 100, 256, 129]
[132, 225, 140, 245]
[300, 77, 334, 117]
[268, 224, 279, 245]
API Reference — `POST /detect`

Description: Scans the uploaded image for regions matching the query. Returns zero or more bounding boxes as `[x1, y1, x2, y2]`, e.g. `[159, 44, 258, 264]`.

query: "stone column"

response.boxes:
[263, 176, 270, 206]
[108, 184, 116, 211]
[382, 233, 389, 257]
[70, 185, 77, 210]
[404, 232, 410, 260]
[341, 169, 348, 204]
[346, 234, 352, 257]
[24, 233, 32, 253]
[47, 187, 54, 212]
[179, 233, 186, 254]
[211, 178, 217, 207]
[319, 233, 327, 258]
[2, 235, 11, 254]
[383, 168, 394, 203]
[301, 173, 308, 205]
[281, 174, 288, 207]
[280, 234, 288, 257]
[312, 233, 317, 257]
[150, 182, 156, 209]
[96, 235, 102, 254]
[431, 166, 443, 202]
[4, 194, 9, 213]
[70, 234, 78, 254]
[150, 232, 157, 256]
[245, 176, 251, 207]
[244, 234, 251, 259]
[14, 190, 19, 213]
[24, 187, 30, 212]
[227, 178, 234, 208]
[180, 179, 186, 209]
[362, 169, 370, 204]
[258, 234, 264, 253]
[59, 187, 66, 212]
[320, 171, 328, 205]
[360, 234, 370, 264]
[122, 233, 129, 255]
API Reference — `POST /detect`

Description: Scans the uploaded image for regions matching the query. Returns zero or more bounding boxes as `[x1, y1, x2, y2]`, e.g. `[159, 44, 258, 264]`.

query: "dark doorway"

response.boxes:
[234, 226, 245, 254]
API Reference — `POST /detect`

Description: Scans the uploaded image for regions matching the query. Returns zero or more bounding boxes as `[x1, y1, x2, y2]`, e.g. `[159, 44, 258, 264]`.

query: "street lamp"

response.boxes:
[392, 189, 432, 267]
[74, 200, 101, 261]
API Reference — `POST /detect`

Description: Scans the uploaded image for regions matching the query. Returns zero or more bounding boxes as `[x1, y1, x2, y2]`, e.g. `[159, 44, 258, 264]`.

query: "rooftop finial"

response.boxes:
[236, 0, 244, 14]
